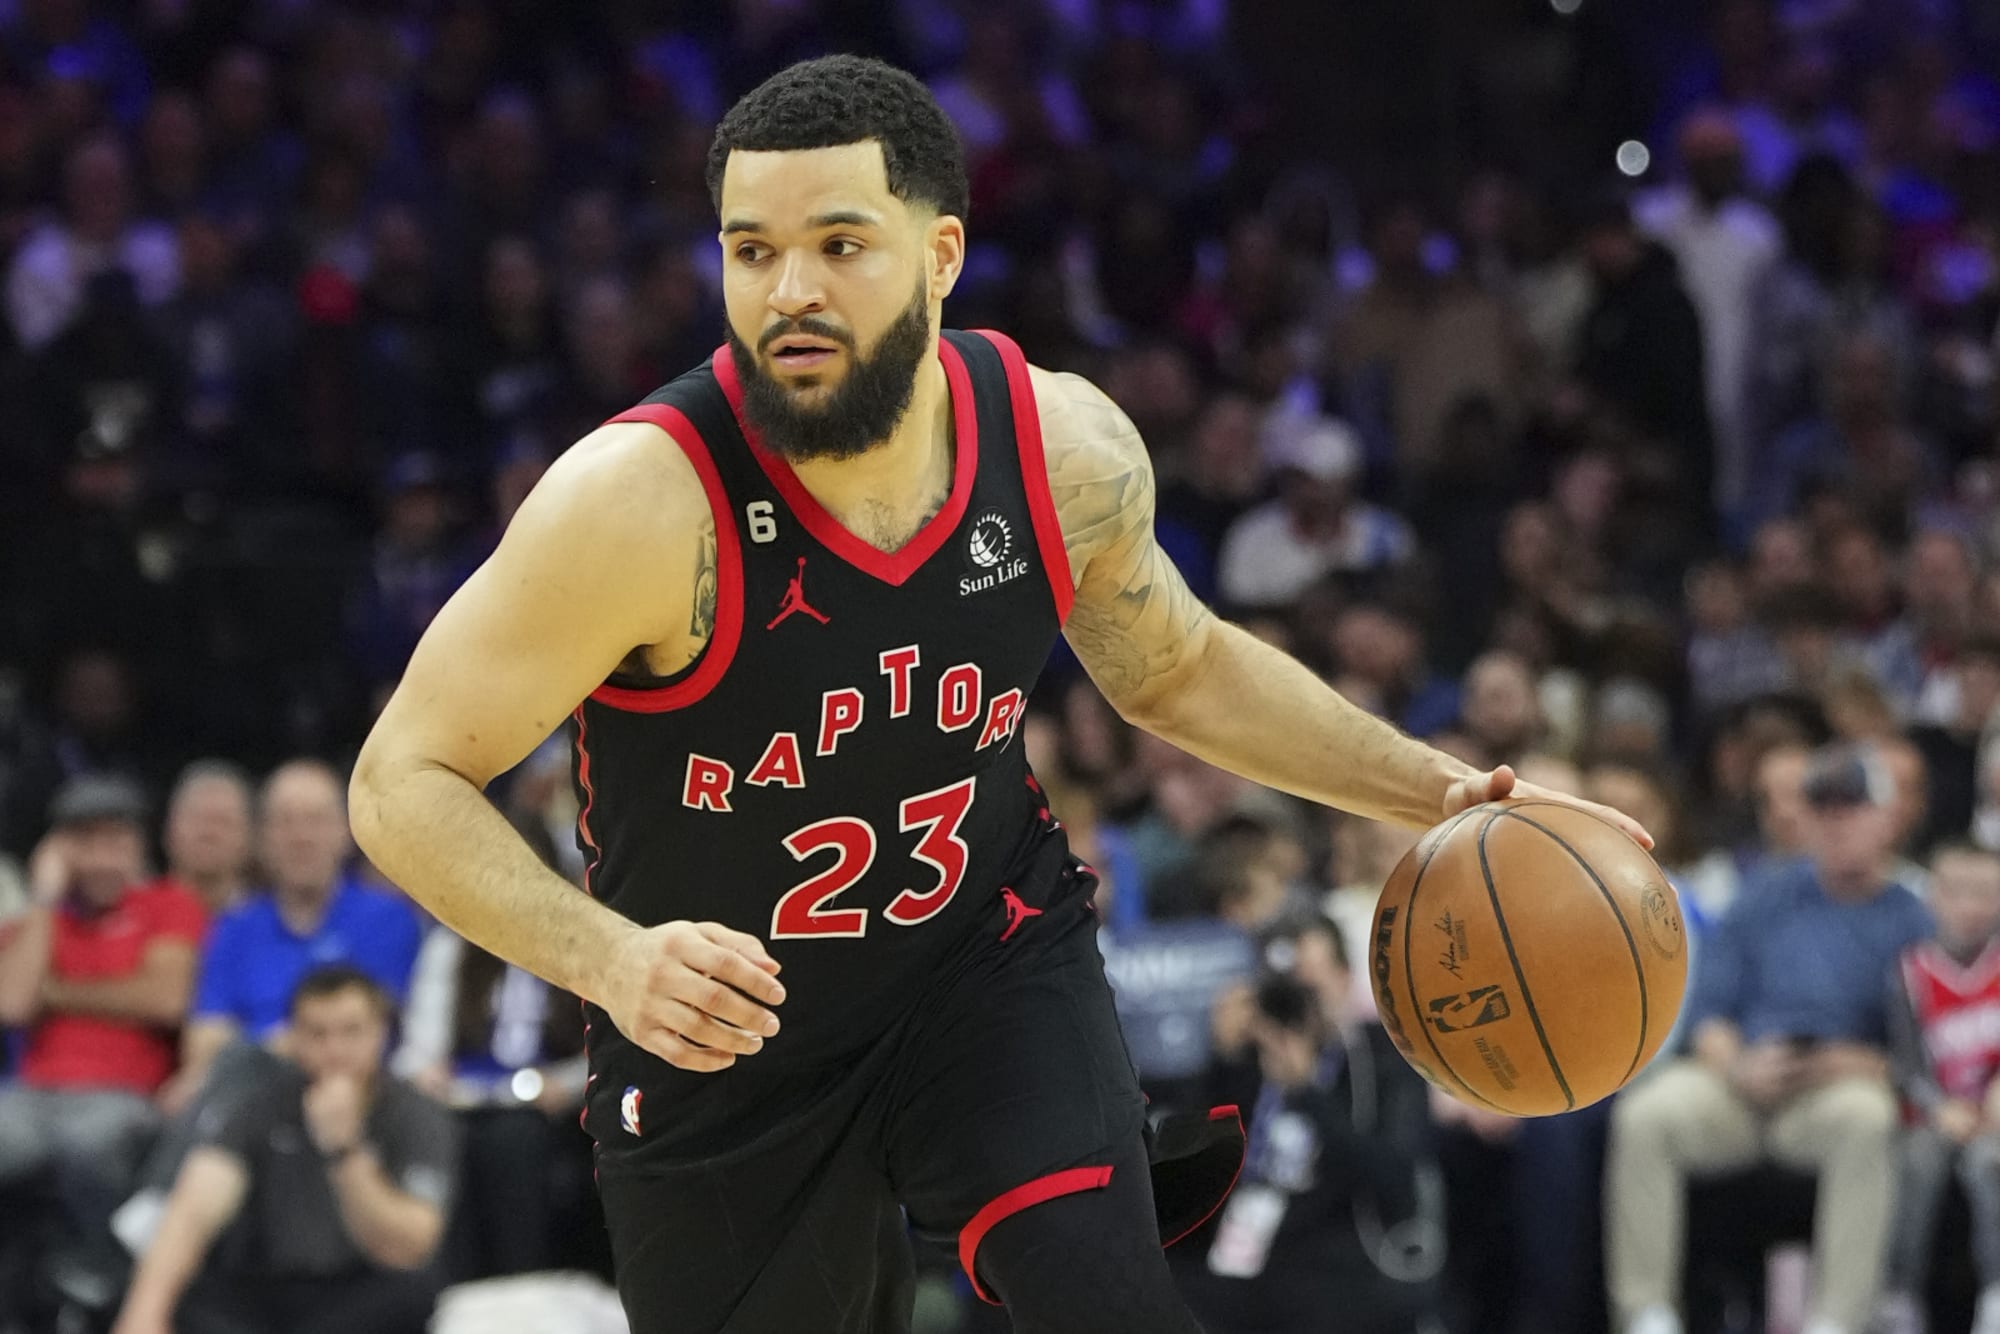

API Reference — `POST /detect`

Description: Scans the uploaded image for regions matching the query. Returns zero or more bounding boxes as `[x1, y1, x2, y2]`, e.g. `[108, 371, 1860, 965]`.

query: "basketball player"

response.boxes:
[350, 55, 1649, 1334]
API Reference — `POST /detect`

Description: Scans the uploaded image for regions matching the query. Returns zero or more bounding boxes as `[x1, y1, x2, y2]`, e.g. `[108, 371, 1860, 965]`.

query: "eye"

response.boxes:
[734, 243, 769, 265]
[824, 238, 862, 258]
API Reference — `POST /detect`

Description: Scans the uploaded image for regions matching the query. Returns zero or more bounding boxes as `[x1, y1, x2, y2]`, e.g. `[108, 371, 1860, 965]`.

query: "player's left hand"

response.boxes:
[1443, 765, 1654, 851]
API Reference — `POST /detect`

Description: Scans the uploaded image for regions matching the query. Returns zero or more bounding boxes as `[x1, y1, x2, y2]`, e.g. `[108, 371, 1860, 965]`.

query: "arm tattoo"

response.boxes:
[690, 515, 717, 640]
[1042, 373, 1212, 700]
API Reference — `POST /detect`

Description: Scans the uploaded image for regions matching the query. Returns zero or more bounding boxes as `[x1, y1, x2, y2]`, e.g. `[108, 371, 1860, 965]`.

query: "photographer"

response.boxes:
[1186, 919, 1445, 1334]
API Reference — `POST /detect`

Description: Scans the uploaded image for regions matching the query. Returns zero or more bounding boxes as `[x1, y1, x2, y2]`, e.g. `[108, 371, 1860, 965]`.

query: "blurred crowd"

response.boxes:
[6, 0, 2000, 1332]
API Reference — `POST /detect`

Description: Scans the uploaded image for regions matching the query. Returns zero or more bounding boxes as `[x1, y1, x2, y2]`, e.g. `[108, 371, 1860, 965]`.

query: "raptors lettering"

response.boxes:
[679, 644, 1025, 811]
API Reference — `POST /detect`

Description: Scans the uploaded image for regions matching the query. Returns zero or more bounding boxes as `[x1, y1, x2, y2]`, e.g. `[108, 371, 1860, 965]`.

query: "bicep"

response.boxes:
[139, 938, 199, 1004]
[175, 1146, 250, 1232]
[1036, 370, 1214, 709]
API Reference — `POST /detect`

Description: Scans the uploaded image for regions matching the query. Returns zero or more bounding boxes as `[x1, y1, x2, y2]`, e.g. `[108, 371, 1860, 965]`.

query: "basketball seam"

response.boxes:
[1403, 807, 1509, 1113]
[1475, 817, 1576, 1111]
[1495, 809, 1652, 1087]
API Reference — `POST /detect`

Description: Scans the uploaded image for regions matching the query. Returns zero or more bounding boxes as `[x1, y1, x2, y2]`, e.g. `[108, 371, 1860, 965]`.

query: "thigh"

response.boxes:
[46, 1089, 158, 1171]
[886, 890, 1211, 1330]
[887, 893, 1149, 1244]
[598, 1106, 912, 1334]
[1767, 1076, 1896, 1170]
[1612, 1059, 1764, 1175]
[0, 1086, 53, 1181]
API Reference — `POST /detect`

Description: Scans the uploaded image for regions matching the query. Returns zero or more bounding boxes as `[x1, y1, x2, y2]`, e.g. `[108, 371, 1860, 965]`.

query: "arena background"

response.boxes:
[3, 1, 2000, 1332]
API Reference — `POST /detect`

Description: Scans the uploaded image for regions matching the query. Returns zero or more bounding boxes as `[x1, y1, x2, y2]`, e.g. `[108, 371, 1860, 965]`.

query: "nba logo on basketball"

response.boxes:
[620, 1086, 644, 1136]
[960, 511, 1028, 596]
[1426, 986, 1511, 1033]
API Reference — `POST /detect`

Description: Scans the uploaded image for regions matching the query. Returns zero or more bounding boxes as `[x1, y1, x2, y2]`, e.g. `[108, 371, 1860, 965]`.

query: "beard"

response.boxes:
[727, 275, 933, 464]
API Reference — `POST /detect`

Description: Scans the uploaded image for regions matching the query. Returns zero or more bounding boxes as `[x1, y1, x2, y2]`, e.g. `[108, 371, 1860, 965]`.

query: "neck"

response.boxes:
[275, 881, 336, 932]
[192, 870, 249, 909]
[788, 353, 953, 542]
[1820, 863, 1886, 902]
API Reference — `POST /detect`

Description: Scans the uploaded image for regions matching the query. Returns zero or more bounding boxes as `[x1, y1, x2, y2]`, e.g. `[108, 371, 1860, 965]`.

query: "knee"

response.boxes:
[1611, 1063, 1708, 1146]
[1817, 1079, 1898, 1144]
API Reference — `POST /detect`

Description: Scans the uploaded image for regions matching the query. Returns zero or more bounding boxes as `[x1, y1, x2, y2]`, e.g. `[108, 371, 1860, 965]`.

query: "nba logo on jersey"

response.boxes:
[620, 1086, 644, 1136]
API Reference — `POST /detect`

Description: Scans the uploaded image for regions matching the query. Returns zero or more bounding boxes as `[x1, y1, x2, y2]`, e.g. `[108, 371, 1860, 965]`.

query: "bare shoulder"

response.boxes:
[516, 419, 711, 550]
[482, 418, 718, 669]
[1026, 366, 1154, 585]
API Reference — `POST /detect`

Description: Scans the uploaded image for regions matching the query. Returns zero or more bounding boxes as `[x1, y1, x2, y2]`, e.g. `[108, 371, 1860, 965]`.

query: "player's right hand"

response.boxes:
[603, 921, 785, 1073]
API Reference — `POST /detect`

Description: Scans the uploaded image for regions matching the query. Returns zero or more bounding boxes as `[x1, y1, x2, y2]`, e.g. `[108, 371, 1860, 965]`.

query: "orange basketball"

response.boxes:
[1367, 799, 1689, 1117]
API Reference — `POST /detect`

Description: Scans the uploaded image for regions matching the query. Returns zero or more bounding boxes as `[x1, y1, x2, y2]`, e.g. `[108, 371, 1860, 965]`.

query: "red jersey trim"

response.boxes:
[958, 1164, 1115, 1305]
[1160, 1105, 1248, 1248]
[586, 404, 744, 713]
[711, 341, 980, 587]
[571, 705, 602, 898]
[975, 329, 1075, 626]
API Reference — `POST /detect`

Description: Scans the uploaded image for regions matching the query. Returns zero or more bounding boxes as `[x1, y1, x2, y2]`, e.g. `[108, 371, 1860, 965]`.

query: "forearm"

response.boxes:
[350, 757, 635, 1007]
[44, 971, 188, 1027]
[1692, 1018, 1741, 1076]
[328, 1151, 442, 1270]
[1137, 622, 1472, 829]
[119, 1160, 238, 1320]
[0, 907, 53, 1024]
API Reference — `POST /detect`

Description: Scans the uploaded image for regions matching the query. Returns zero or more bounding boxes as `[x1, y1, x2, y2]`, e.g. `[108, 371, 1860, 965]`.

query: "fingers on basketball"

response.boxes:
[1370, 799, 1688, 1118]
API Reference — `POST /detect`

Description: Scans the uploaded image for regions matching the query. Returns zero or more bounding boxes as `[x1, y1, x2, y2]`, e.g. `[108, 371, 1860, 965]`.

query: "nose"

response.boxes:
[767, 250, 825, 320]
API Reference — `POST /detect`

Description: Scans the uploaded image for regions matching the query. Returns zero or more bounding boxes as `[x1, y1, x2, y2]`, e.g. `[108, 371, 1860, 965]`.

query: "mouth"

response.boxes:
[767, 335, 843, 372]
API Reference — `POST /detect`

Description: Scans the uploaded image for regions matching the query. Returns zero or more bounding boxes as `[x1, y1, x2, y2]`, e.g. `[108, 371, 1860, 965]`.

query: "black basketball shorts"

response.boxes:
[594, 859, 1244, 1333]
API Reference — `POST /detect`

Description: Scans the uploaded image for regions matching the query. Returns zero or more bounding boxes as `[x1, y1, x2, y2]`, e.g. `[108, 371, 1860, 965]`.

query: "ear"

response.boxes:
[925, 214, 966, 304]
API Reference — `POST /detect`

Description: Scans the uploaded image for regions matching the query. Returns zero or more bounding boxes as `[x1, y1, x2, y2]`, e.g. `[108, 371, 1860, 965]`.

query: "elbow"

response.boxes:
[374, 1219, 445, 1272]
[0, 993, 36, 1028]
[347, 751, 392, 859]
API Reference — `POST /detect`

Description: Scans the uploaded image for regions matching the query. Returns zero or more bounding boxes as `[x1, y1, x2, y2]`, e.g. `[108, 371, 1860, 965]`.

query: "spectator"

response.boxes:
[1184, 947, 1443, 1334]
[1636, 109, 1783, 519]
[344, 453, 476, 704]
[0, 776, 204, 1317]
[158, 759, 254, 916]
[389, 815, 589, 1282]
[169, 759, 422, 1109]
[1217, 416, 1411, 611]
[111, 967, 456, 1334]
[1747, 155, 1911, 450]
[1883, 843, 2000, 1334]
[1572, 192, 1713, 518]
[1331, 198, 1529, 489]
[1756, 330, 1943, 538]
[1910, 634, 2000, 852]
[1159, 392, 1267, 564]
[1686, 558, 1787, 717]
[150, 211, 298, 493]
[1904, 527, 1984, 725]
[1325, 602, 1460, 740]
[1, 648, 155, 856]
[1605, 742, 1933, 1334]
[199, 47, 302, 253]
[447, 236, 563, 458]
[1826, 522, 1923, 709]
[5, 133, 179, 353]
[1458, 650, 1545, 769]
[1590, 678, 1675, 771]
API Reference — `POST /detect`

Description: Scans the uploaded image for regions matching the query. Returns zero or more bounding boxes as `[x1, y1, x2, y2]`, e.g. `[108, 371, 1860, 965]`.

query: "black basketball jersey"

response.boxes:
[572, 329, 1075, 1157]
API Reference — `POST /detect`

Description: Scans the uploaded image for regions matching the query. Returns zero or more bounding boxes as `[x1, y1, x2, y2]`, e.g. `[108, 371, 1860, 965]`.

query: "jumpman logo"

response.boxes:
[999, 887, 1043, 942]
[766, 557, 830, 629]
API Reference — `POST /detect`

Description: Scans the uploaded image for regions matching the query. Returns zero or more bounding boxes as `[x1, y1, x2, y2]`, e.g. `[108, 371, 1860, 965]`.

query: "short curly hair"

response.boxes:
[706, 55, 969, 222]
